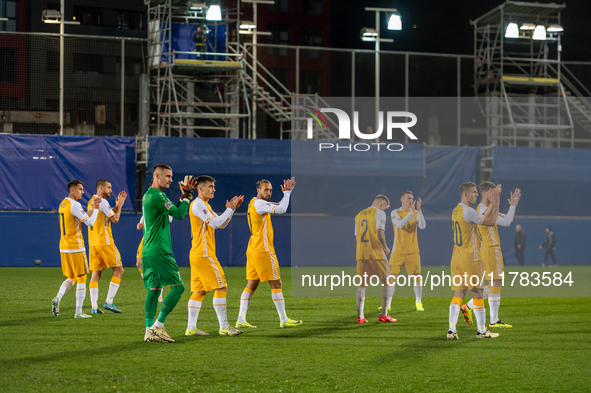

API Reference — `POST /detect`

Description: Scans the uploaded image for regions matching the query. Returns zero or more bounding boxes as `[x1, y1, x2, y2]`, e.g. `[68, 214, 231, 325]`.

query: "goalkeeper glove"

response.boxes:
[179, 175, 197, 203]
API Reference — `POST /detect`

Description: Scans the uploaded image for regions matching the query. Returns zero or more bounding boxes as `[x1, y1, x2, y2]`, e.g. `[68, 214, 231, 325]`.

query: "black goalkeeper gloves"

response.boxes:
[179, 175, 197, 203]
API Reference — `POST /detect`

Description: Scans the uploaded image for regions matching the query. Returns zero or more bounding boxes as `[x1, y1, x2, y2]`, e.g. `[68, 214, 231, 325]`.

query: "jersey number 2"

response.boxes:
[360, 219, 369, 243]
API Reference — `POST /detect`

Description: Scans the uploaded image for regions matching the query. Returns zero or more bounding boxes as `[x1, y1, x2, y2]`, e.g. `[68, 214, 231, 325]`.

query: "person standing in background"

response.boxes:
[514, 225, 526, 266]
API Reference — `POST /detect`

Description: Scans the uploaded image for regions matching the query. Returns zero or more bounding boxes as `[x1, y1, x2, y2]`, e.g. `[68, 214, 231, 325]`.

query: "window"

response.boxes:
[73, 53, 103, 74]
[0, 0, 17, 32]
[301, 26, 322, 58]
[267, 23, 289, 56]
[73, 6, 102, 27]
[0, 48, 17, 83]
[268, 68, 290, 92]
[302, 0, 322, 15]
[117, 11, 143, 30]
[301, 70, 323, 95]
[46, 51, 59, 72]
[268, 0, 289, 12]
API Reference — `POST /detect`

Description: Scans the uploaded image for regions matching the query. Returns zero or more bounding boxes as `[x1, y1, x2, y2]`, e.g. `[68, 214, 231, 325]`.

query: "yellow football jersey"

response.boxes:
[87, 195, 116, 247]
[59, 197, 89, 252]
[247, 197, 275, 253]
[355, 207, 387, 260]
[190, 198, 217, 257]
[476, 203, 500, 249]
[451, 203, 484, 261]
[391, 209, 420, 254]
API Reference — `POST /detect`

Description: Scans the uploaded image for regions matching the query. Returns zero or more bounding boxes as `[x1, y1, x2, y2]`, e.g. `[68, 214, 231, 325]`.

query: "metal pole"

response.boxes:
[457, 56, 461, 146]
[405, 52, 409, 143]
[295, 47, 299, 96]
[375, 10, 380, 135]
[121, 39, 125, 136]
[252, 2, 257, 139]
[59, 0, 64, 135]
[352, 50, 355, 132]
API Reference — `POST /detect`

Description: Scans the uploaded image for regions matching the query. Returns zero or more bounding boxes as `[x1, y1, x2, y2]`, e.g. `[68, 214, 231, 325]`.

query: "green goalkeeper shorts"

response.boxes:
[142, 254, 183, 289]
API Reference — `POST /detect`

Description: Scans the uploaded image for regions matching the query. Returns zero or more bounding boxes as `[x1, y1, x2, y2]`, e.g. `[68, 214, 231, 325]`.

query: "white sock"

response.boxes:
[271, 289, 288, 323]
[473, 303, 486, 333]
[381, 285, 394, 316]
[90, 286, 99, 309]
[75, 283, 86, 314]
[237, 289, 253, 323]
[488, 293, 501, 324]
[187, 299, 202, 330]
[449, 303, 460, 332]
[413, 279, 422, 303]
[213, 293, 229, 329]
[159, 288, 164, 299]
[145, 326, 150, 335]
[356, 286, 366, 319]
[106, 282, 120, 304]
[467, 286, 489, 310]
[57, 278, 74, 301]
[153, 320, 164, 328]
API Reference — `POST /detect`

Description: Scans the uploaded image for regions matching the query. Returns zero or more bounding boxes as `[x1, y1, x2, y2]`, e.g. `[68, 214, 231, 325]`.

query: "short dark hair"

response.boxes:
[479, 181, 495, 195]
[375, 194, 390, 208]
[256, 179, 271, 189]
[196, 175, 215, 187]
[96, 179, 110, 189]
[400, 190, 413, 199]
[152, 163, 172, 174]
[546, 226, 552, 231]
[67, 180, 83, 191]
[459, 182, 477, 196]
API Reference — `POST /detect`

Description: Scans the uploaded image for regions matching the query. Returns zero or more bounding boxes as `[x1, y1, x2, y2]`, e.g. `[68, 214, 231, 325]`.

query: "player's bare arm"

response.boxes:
[226, 195, 244, 210]
[508, 188, 521, 207]
[110, 190, 128, 223]
[481, 188, 500, 226]
[377, 228, 390, 255]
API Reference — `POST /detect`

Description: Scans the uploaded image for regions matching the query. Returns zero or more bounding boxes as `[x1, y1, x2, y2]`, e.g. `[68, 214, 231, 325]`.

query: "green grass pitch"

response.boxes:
[1, 266, 590, 392]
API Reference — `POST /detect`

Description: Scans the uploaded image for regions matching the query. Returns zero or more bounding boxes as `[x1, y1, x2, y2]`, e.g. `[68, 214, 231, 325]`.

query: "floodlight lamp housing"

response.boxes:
[387, 12, 402, 31]
[505, 22, 519, 38]
[520, 23, 536, 30]
[188, 2, 207, 11]
[533, 25, 546, 40]
[42, 9, 62, 22]
[547, 24, 564, 32]
[206, 2, 222, 21]
[240, 21, 256, 30]
[360, 27, 378, 42]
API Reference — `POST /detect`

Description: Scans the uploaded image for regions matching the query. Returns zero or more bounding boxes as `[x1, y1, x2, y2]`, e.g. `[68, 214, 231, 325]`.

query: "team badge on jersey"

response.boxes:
[203, 209, 208, 215]
[165, 202, 172, 210]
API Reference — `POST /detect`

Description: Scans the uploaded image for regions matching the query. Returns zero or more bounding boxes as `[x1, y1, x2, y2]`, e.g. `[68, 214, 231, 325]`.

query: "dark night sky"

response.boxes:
[331, 0, 591, 61]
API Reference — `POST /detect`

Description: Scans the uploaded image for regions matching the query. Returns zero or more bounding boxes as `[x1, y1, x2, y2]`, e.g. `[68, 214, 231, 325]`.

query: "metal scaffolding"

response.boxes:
[471, 1, 591, 149]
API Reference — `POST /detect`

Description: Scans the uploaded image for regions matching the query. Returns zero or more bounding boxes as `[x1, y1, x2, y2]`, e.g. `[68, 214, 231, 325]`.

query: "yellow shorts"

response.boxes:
[60, 251, 89, 278]
[482, 247, 504, 281]
[356, 259, 391, 280]
[89, 245, 122, 271]
[190, 255, 227, 292]
[389, 252, 421, 276]
[450, 255, 484, 291]
[137, 238, 143, 259]
[246, 251, 281, 282]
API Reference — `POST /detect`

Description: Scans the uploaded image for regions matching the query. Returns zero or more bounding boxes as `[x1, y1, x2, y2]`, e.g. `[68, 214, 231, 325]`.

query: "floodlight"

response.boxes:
[42, 9, 62, 22]
[206, 4, 222, 21]
[520, 23, 536, 30]
[360, 27, 378, 42]
[505, 22, 519, 38]
[533, 25, 546, 40]
[387, 12, 402, 31]
[188, 2, 207, 10]
[547, 24, 564, 32]
[240, 21, 256, 29]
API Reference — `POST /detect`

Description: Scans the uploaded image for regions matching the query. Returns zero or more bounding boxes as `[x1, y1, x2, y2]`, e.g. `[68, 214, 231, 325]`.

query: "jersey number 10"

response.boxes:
[452, 221, 463, 246]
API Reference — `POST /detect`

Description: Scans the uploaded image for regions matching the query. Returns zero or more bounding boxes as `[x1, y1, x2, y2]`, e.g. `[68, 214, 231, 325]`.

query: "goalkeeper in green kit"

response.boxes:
[142, 164, 197, 343]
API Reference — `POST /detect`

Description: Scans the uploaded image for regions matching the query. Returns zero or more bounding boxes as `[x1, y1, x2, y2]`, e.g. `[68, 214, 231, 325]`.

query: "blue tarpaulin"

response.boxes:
[0, 135, 136, 210]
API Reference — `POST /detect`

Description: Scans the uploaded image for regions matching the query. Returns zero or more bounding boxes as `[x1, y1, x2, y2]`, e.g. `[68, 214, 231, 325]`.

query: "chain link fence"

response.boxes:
[0, 32, 146, 136]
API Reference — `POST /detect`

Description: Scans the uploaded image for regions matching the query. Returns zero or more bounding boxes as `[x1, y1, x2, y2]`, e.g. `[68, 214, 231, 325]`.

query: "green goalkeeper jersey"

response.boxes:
[142, 187, 189, 257]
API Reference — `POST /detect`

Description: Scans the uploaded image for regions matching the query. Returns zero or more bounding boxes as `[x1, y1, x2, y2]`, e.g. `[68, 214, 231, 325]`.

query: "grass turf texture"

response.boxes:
[1, 267, 590, 392]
